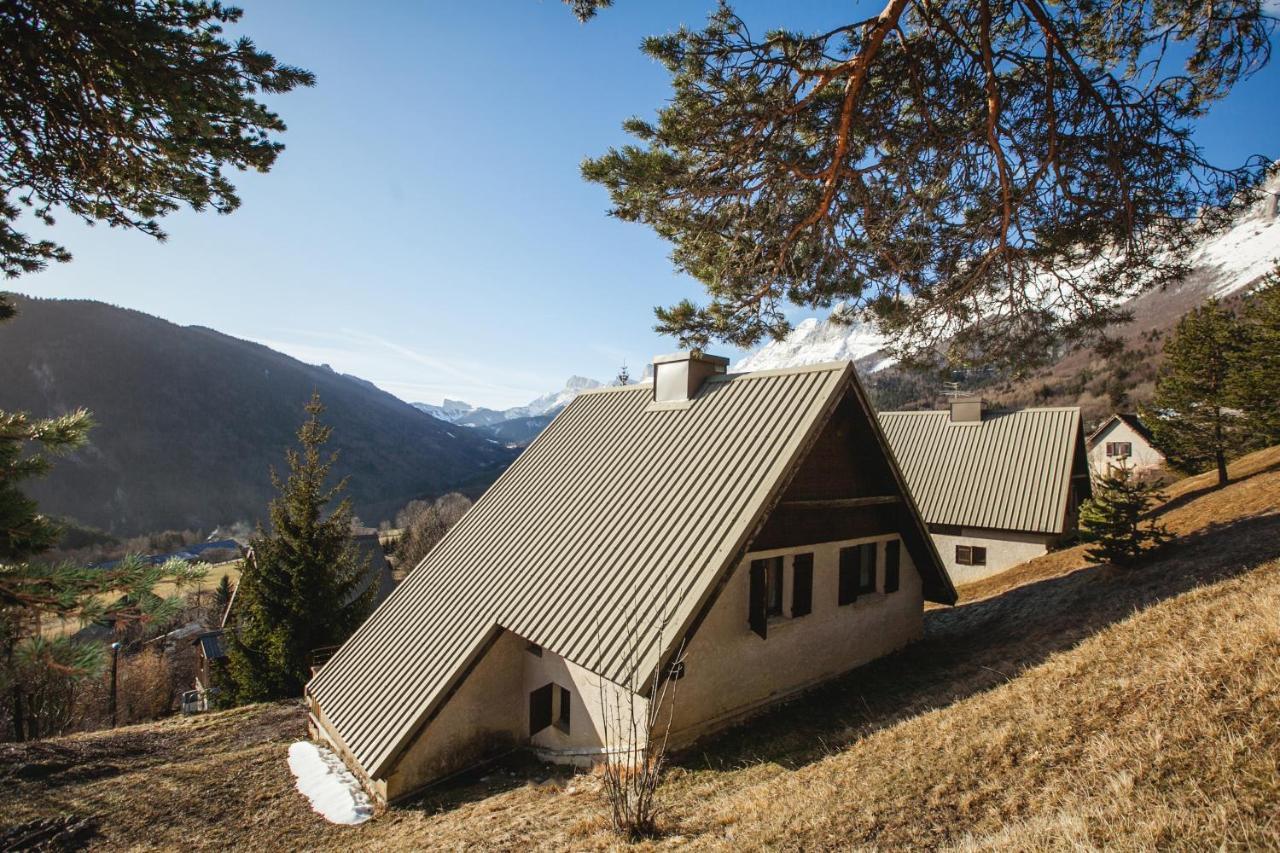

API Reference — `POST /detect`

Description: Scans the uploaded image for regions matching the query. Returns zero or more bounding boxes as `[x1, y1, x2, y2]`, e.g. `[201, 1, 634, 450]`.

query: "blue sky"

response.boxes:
[14, 1, 1280, 409]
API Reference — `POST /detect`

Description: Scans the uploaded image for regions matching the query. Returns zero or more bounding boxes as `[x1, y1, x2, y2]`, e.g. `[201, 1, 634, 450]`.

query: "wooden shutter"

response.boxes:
[884, 539, 900, 593]
[749, 559, 768, 639]
[529, 683, 553, 734]
[838, 547, 858, 605]
[792, 553, 813, 617]
[557, 685, 571, 732]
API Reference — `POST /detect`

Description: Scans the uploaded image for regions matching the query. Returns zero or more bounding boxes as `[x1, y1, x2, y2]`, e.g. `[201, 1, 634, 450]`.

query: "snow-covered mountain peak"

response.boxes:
[735, 312, 889, 374]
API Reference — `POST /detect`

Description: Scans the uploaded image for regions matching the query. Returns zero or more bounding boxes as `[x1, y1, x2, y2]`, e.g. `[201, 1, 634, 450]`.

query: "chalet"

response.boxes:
[878, 397, 1092, 584]
[1086, 413, 1165, 477]
[306, 353, 955, 804]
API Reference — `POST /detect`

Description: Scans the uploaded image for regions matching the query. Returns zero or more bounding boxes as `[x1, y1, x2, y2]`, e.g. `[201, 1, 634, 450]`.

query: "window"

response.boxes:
[1106, 441, 1132, 458]
[839, 543, 877, 604]
[556, 685, 571, 733]
[858, 543, 877, 594]
[884, 540, 901, 594]
[766, 556, 784, 616]
[529, 683, 553, 735]
[955, 545, 988, 566]
[531, 683, 571, 735]
[791, 553, 813, 617]
[749, 559, 769, 638]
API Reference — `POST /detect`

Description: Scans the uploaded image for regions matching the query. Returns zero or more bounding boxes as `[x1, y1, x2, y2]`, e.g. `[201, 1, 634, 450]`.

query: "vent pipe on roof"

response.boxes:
[948, 394, 984, 423]
[652, 350, 729, 403]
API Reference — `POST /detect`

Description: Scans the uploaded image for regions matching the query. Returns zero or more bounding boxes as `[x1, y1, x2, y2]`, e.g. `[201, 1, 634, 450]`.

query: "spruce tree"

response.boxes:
[1078, 457, 1170, 567]
[212, 574, 234, 624]
[1230, 269, 1280, 447]
[224, 394, 375, 703]
[1143, 300, 1244, 487]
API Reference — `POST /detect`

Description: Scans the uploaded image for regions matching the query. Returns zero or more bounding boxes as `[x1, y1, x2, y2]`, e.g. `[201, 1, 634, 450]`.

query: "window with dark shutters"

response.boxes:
[749, 559, 768, 638]
[791, 552, 813, 617]
[884, 539, 900, 593]
[529, 683, 553, 734]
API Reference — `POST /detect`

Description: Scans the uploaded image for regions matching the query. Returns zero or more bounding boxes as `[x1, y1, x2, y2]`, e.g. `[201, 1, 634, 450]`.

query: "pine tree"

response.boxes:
[576, 2, 1271, 369]
[1143, 300, 1245, 487]
[212, 574, 234, 624]
[224, 394, 375, 703]
[1079, 457, 1170, 567]
[1, 1, 312, 278]
[615, 363, 631, 386]
[1230, 269, 1280, 447]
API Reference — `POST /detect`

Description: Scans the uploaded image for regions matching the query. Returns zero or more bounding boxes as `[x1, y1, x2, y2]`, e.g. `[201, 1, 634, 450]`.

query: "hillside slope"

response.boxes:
[3, 448, 1277, 850]
[0, 296, 514, 534]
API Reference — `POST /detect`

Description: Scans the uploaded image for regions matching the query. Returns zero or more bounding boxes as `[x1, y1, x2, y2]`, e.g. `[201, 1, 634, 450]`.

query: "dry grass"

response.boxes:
[4, 451, 1279, 850]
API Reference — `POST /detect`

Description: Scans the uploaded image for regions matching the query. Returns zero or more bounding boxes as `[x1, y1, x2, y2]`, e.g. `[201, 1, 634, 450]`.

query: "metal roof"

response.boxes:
[308, 361, 950, 780]
[877, 407, 1085, 535]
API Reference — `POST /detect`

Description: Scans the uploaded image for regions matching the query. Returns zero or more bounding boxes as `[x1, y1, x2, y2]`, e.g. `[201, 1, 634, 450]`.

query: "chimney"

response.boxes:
[651, 350, 729, 403]
[948, 394, 984, 423]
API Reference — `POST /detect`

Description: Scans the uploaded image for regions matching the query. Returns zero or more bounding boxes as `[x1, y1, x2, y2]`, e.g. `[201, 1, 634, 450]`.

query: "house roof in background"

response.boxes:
[878, 407, 1087, 535]
[307, 361, 952, 780]
[1086, 413, 1155, 446]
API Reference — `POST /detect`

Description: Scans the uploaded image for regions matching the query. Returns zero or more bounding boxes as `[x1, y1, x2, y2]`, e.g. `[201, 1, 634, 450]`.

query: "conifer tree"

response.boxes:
[1230, 269, 1280, 447]
[1079, 457, 1170, 567]
[212, 574, 234, 624]
[574, 1, 1273, 369]
[224, 394, 375, 703]
[1143, 300, 1244, 487]
[615, 363, 631, 386]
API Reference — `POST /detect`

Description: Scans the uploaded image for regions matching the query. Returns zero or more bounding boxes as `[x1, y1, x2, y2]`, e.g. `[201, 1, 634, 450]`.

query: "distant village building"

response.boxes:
[1086, 414, 1165, 477]
[878, 397, 1092, 584]
[306, 354, 956, 804]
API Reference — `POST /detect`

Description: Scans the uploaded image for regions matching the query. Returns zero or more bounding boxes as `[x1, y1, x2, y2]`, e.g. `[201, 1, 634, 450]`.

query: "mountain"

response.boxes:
[0, 296, 516, 536]
[734, 311, 890, 374]
[412, 376, 603, 444]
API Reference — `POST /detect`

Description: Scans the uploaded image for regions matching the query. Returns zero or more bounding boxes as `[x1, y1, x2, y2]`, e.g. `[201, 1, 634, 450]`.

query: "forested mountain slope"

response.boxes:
[0, 296, 514, 535]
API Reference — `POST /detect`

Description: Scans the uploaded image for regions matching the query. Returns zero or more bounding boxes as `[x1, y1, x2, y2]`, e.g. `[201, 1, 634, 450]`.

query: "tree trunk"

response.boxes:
[1214, 411, 1228, 487]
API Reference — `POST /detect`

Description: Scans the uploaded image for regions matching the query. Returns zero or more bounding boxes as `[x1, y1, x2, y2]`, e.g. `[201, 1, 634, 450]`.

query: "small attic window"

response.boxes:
[1105, 441, 1132, 458]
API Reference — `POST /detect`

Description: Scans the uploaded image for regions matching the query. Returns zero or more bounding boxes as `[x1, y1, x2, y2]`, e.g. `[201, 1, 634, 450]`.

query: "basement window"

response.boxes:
[555, 686, 571, 734]
[956, 545, 987, 567]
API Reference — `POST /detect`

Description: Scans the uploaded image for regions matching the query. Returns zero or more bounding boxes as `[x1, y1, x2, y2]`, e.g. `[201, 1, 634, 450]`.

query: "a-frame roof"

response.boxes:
[308, 361, 951, 780]
[1086, 413, 1155, 446]
[878, 407, 1088, 535]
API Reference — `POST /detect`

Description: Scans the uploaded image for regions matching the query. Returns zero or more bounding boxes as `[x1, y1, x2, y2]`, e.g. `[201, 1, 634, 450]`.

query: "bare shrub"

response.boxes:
[596, 618, 685, 839]
[117, 648, 173, 723]
[393, 493, 472, 572]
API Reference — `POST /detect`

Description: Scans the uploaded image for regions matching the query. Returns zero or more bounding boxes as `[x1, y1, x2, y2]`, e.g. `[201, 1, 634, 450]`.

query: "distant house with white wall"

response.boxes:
[1086, 413, 1165, 477]
[305, 353, 955, 804]
[878, 398, 1092, 584]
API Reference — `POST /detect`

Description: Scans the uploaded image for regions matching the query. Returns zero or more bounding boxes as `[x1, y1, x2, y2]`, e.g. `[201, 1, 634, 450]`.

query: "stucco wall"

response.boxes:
[1087, 421, 1165, 475]
[663, 533, 924, 745]
[929, 528, 1053, 584]
[382, 630, 525, 801]
[522, 644, 645, 762]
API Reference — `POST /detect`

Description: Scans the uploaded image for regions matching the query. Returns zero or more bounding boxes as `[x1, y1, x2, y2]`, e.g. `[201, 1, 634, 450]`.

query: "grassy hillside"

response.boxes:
[0, 295, 514, 534]
[3, 448, 1278, 850]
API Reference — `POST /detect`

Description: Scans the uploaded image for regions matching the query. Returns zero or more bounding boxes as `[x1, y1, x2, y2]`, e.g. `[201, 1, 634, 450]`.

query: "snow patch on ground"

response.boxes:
[287, 741, 373, 825]
[735, 315, 889, 373]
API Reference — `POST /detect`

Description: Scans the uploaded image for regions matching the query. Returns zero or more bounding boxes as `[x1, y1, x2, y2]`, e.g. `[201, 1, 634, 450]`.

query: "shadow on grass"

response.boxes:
[671, 510, 1280, 776]
[1155, 456, 1280, 518]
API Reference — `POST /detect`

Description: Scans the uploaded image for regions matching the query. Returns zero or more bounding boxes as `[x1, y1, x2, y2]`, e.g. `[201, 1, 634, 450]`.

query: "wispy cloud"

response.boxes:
[241, 327, 560, 409]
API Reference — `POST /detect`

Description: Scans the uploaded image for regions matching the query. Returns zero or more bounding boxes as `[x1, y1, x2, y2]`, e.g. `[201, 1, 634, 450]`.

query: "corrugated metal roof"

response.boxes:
[308, 362, 949, 780]
[877, 408, 1083, 535]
